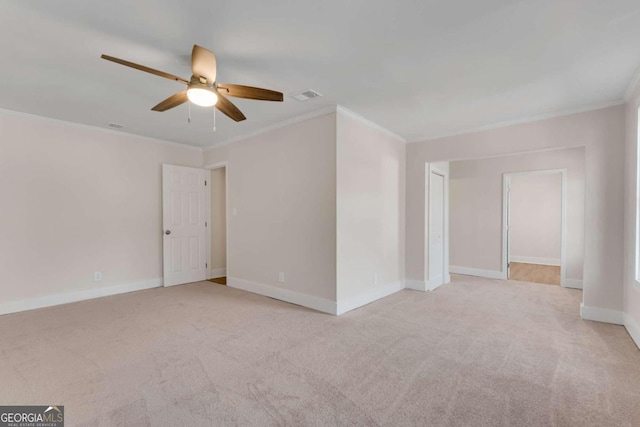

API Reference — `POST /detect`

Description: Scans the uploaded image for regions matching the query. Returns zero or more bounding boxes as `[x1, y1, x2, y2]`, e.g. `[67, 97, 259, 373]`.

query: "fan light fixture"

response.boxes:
[187, 87, 218, 107]
[100, 44, 284, 122]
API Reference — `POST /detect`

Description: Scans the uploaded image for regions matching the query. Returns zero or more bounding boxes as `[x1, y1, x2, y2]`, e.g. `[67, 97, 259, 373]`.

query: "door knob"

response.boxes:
[165, 230, 171, 235]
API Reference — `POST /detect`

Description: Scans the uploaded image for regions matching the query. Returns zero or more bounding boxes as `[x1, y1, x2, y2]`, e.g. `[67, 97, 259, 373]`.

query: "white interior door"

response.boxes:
[429, 172, 445, 287]
[162, 165, 207, 287]
[506, 177, 511, 279]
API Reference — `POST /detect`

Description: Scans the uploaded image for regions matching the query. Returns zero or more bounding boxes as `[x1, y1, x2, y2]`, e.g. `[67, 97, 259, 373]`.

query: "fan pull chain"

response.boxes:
[213, 108, 217, 132]
[188, 102, 191, 124]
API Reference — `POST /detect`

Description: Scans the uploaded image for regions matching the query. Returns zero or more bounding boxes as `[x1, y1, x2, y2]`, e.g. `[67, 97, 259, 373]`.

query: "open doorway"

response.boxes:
[207, 164, 227, 285]
[503, 170, 565, 286]
[447, 147, 584, 292]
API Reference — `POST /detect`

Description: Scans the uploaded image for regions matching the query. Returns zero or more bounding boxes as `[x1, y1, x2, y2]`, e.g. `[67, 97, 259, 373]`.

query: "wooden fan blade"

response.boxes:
[151, 90, 188, 112]
[191, 45, 217, 85]
[216, 94, 246, 122]
[217, 84, 283, 101]
[101, 54, 189, 84]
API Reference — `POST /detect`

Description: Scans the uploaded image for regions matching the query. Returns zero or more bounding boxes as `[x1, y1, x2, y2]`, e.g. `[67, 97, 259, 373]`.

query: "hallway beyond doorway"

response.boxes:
[509, 262, 560, 286]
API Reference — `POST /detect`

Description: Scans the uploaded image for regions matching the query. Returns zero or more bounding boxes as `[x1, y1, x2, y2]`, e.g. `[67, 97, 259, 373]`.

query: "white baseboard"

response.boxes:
[209, 268, 226, 278]
[450, 266, 506, 280]
[623, 313, 640, 350]
[336, 281, 405, 315]
[405, 279, 426, 291]
[227, 277, 337, 315]
[405, 276, 450, 292]
[509, 256, 561, 266]
[580, 303, 623, 325]
[0, 278, 163, 316]
[426, 278, 448, 291]
[562, 278, 583, 289]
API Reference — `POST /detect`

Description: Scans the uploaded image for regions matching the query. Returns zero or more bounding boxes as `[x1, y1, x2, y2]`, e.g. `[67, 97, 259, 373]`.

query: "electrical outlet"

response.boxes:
[94, 271, 102, 282]
[278, 272, 285, 283]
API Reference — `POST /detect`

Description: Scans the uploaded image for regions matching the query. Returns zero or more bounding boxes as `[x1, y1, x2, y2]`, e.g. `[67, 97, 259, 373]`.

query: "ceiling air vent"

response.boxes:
[290, 89, 322, 102]
[106, 122, 124, 129]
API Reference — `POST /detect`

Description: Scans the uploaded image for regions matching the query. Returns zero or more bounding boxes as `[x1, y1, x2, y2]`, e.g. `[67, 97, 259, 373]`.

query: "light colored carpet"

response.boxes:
[510, 262, 561, 286]
[0, 275, 639, 426]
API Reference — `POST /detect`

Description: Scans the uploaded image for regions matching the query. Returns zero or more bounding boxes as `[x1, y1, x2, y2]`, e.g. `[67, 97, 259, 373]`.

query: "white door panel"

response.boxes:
[163, 165, 207, 287]
[429, 172, 445, 287]
[506, 178, 511, 279]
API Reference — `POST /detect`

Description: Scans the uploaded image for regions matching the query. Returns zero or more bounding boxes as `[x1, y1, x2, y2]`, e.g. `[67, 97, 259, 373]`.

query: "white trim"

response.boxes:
[425, 279, 445, 291]
[227, 277, 405, 316]
[203, 106, 337, 150]
[0, 278, 162, 316]
[225, 165, 229, 285]
[204, 161, 228, 170]
[204, 162, 229, 285]
[205, 168, 212, 282]
[623, 313, 640, 350]
[336, 105, 406, 143]
[635, 105, 640, 286]
[580, 303, 623, 325]
[624, 65, 640, 101]
[417, 145, 586, 165]
[210, 268, 226, 279]
[425, 163, 450, 289]
[0, 107, 203, 152]
[563, 278, 583, 290]
[203, 104, 406, 150]
[227, 277, 337, 315]
[408, 100, 625, 143]
[404, 278, 447, 292]
[502, 169, 568, 287]
[509, 256, 561, 266]
[449, 266, 506, 280]
[336, 281, 405, 315]
[405, 279, 427, 291]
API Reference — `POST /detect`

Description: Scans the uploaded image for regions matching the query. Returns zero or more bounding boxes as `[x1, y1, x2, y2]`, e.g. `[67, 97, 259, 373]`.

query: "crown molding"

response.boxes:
[408, 99, 625, 144]
[336, 105, 406, 143]
[0, 107, 204, 152]
[203, 105, 338, 151]
[624, 64, 640, 102]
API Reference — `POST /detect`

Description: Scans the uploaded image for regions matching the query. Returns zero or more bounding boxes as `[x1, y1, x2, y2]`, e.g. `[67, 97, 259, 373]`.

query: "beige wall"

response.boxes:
[509, 173, 562, 264]
[210, 167, 226, 275]
[407, 105, 625, 312]
[449, 148, 584, 279]
[0, 110, 202, 305]
[336, 111, 406, 301]
[3, 102, 630, 322]
[203, 114, 337, 302]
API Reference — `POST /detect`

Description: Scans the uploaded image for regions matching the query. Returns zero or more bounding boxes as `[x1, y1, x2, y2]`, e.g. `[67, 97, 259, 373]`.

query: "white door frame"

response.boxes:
[204, 161, 229, 280]
[502, 168, 568, 286]
[425, 163, 450, 290]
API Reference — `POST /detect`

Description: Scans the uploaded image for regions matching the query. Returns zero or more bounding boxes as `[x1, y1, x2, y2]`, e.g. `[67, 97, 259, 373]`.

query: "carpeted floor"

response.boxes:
[1, 275, 639, 426]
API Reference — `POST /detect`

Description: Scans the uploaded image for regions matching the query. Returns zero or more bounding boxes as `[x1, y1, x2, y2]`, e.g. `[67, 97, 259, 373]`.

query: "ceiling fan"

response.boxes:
[101, 45, 283, 122]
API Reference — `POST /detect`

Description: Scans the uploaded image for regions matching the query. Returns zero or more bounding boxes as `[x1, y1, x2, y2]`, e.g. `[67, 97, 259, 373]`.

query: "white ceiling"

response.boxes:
[1, 1, 639, 147]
